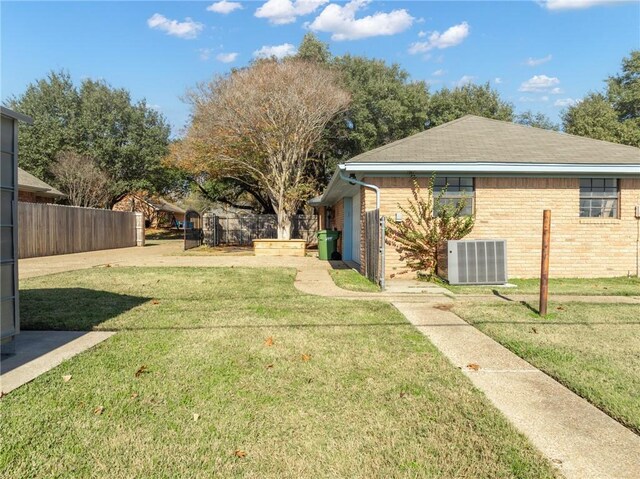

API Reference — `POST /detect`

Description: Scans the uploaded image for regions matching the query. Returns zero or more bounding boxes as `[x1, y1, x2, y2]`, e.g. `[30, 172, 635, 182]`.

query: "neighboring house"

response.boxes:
[310, 115, 640, 279]
[113, 193, 186, 228]
[18, 167, 65, 203]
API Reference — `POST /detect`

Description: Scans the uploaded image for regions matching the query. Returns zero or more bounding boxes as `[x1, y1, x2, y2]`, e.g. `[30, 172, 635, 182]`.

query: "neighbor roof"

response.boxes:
[17, 168, 65, 198]
[347, 115, 640, 165]
[142, 196, 186, 215]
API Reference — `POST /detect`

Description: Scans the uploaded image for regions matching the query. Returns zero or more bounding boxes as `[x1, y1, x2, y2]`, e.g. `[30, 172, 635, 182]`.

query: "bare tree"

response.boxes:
[178, 60, 350, 239]
[52, 151, 111, 208]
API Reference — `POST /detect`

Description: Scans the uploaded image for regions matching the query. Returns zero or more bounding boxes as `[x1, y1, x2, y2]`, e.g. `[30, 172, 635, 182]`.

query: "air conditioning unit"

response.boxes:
[441, 240, 508, 285]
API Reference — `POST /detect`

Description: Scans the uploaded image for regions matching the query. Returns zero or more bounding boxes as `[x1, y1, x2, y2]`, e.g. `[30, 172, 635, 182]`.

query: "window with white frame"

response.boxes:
[433, 177, 474, 216]
[579, 178, 619, 218]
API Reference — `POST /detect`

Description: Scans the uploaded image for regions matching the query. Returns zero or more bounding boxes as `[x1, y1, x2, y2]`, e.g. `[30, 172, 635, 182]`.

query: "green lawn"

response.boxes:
[0, 267, 556, 478]
[433, 276, 640, 296]
[329, 267, 380, 292]
[454, 301, 640, 434]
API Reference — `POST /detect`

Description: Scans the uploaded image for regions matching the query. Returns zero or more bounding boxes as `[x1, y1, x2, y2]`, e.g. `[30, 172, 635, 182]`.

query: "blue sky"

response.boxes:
[2, 1, 639, 136]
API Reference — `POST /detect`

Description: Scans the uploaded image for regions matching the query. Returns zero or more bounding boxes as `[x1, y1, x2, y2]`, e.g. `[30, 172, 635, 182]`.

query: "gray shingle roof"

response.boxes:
[346, 115, 640, 165]
[17, 168, 65, 197]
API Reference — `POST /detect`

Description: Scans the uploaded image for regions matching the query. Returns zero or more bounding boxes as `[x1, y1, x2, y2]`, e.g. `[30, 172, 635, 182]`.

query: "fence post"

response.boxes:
[203, 212, 213, 246]
[135, 212, 145, 247]
[539, 210, 551, 316]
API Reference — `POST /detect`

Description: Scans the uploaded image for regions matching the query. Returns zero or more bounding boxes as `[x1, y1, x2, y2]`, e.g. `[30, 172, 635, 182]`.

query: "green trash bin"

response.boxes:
[317, 230, 340, 260]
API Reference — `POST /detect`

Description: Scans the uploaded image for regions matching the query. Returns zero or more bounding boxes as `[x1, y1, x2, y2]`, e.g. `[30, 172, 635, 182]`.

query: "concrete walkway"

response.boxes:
[1, 331, 114, 394]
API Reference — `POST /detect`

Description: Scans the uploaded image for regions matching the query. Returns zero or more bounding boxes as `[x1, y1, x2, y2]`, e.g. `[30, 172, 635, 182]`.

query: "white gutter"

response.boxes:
[343, 162, 640, 175]
[337, 166, 385, 290]
[338, 166, 380, 210]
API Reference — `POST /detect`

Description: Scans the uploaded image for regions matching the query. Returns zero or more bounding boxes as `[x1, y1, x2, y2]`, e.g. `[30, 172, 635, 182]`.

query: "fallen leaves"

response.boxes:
[466, 363, 480, 371]
[152, 300, 160, 305]
[62, 375, 72, 382]
[434, 303, 453, 311]
[134, 365, 149, 378]
[193, 413, 200, 422]
[265, 364, 274, 369]
[531, 327, 538, 334]
[264, 336, 274, 347]
[130, 393, 139, 400]
[234, 450, 246, 458]
[556, 306, 565, 311]
[93, 406, 105, 415]
[301, 354, 311, 362]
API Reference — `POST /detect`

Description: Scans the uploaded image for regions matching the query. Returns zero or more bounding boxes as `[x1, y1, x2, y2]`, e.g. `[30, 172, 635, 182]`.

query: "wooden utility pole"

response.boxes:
[539, 210, 551, 316]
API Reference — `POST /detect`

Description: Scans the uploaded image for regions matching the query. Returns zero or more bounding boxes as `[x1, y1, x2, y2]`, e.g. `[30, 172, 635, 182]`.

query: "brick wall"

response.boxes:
[360, 176, 640, 279]
[18, 190, 37, 203]
[18, 191, 56, 204]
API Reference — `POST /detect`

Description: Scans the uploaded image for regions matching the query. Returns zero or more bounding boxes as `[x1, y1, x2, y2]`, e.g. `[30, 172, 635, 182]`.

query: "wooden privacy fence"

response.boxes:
[203, 213, 318, 246]
[18, 202, 137, 258]
[364, 209, 385, 289]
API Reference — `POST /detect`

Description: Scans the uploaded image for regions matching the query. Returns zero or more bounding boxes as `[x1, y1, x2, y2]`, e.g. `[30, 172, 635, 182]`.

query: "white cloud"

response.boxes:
[418, 30, 427, 38]
[554, 97, 578, 107]
[525, 54, 552, 66]
[408, 21, 469, 54]
[147, 13, 204, 39]
[541, 95, 549, 102]
[255, 0, 328, 25]
[455, 75, 475, 87]
[253, 43, 297, 59]
[542, 0, 635, 10]
[207, 1, 243, 14]
[494, 77, 503, 84]
[199, 48, 212, 60]
[550, 87, 563, 94]
[216, 52, 238, 63]
[519, 74, 560, 92]
[308, 0, 414, 41]
[432, 69, 445, 77]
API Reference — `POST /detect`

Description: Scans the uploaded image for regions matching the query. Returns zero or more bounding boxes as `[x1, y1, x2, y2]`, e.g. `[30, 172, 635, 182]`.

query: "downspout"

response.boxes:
[338, 166, 385, 290]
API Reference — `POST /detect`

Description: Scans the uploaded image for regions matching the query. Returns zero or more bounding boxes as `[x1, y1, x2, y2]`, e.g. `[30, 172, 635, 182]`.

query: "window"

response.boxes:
[579, 178, 619, 218]
[434, 177, 474, 216]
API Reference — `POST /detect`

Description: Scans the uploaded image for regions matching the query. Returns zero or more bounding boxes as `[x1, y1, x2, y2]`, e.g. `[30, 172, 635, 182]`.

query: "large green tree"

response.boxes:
[427, 83, 514, 127]
[7, 70, 174, 205]
[295, 33, 430, 170]
[563, 51, 640, 147]
[515, 110, 559, 131]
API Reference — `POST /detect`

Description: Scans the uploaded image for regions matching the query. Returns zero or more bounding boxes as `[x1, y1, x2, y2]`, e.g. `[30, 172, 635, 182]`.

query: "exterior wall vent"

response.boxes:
[444, 240, 508, 285]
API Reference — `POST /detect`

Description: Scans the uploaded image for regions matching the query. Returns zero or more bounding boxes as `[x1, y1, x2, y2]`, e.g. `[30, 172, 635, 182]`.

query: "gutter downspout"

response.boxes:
[338, 166, 385, 290]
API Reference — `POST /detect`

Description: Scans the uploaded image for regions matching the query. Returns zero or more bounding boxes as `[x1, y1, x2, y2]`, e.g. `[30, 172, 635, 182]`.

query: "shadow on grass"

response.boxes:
[20, 288, 150, 331]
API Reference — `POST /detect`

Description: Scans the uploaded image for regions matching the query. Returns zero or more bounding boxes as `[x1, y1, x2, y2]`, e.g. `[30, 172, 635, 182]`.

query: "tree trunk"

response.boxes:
[277, 208, 292, 240]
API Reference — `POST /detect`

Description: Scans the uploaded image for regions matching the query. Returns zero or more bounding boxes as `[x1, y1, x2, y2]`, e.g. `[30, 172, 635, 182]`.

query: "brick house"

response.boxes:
[17, 167, 65, 203]
[310, 115, 640, 279]
[113, 193, 185, 228]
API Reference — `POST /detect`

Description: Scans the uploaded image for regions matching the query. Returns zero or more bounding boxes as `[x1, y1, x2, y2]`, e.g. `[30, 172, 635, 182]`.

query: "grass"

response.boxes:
[432, 276, 640, 296]
[1, 267, 557, 478]
[454, 301, 640, 434]
[145, 227, 184, 240]
[329, 267, 380, 292]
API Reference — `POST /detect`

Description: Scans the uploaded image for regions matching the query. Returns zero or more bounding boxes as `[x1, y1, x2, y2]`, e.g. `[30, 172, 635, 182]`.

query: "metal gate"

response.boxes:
[202, 213, 317, 246]
[183, 210, 202, 250]
[365, 209, 385, 289]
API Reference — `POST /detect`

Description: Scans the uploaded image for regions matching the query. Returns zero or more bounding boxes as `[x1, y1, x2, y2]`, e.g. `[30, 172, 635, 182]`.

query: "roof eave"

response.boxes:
[342, 162, 640, 176]
[1, 106, 33, 124]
